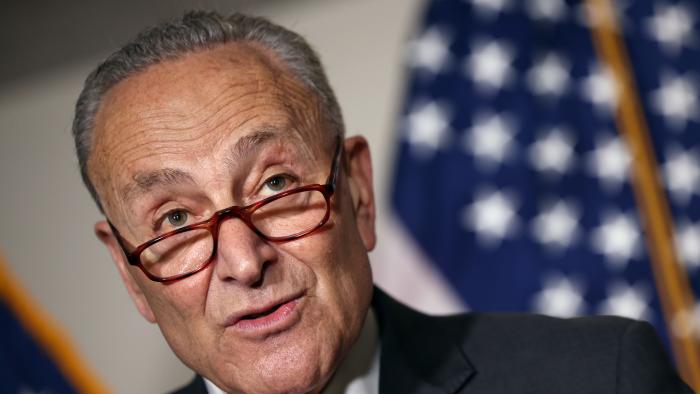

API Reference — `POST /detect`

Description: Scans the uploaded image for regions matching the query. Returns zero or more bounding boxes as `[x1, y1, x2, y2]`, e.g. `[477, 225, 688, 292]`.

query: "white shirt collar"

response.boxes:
[203, 377, 225, 394]
[204, 308, 380, 394]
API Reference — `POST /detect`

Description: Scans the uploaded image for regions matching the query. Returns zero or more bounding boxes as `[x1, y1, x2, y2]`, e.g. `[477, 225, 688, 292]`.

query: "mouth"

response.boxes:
[227, 293, 304, 335]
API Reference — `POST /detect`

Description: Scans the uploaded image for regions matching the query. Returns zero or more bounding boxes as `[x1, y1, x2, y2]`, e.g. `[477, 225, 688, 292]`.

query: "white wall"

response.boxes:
[0, 1, 441, 393]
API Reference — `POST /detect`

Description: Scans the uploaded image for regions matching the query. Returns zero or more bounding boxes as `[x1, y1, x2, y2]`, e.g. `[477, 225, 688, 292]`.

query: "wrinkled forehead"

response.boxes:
[88, 43, 329, 212]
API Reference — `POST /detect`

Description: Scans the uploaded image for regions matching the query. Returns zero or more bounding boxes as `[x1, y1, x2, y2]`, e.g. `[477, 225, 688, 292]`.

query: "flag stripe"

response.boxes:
[584, 0, 700, 386]
[0, 253, 109, 394]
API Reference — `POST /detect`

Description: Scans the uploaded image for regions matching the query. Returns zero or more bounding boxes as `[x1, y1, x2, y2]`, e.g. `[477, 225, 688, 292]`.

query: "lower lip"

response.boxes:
[232, 298, 301, 334]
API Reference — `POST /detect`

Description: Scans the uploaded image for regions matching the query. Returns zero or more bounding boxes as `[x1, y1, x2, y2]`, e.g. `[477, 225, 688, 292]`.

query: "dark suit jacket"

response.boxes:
[174, 288, 694, 393]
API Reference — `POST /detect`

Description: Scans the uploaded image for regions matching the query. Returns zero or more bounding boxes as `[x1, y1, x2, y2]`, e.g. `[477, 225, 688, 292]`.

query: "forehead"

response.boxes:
[88, 43, 327, 210]
[93, 42, 324, 148]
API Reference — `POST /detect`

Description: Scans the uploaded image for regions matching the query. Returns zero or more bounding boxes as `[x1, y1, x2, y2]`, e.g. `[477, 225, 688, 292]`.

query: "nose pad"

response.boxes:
[213, 216, 277, 286]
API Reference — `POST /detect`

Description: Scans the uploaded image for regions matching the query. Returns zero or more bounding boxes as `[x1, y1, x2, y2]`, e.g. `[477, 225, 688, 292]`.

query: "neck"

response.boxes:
[320, 307, 380, 394]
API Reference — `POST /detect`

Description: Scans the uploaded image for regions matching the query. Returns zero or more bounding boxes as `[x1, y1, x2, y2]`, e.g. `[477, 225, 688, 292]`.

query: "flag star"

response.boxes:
[468, 0, 512, 18]
[406, 27, 451, 74]
[645, 3, 697, 55]
[591, 211, 641, 269]
[676, 221, 700, 271]
[532, 200, 580, 251]
[528, 127, 575, 176]
[404, 101, 451, 158]
[586, 135, 631, 192]
[462, 188, 519, 246]
[662, 146, 700, 205]
[650, 71, 699, 131]
[532, 274, 586, 317]
[525, 0, 567, 22]
[672, 303, 700, 339]
[465, 38, 515, 93]
[527, 53, 570, 98]
[464, 112, 517, 170]
[598, 281, 652, 321]
[581, 63, 619, 113]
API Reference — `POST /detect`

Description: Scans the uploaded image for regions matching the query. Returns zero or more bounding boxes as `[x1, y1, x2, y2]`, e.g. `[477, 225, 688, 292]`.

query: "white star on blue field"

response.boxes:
[392, 0, 700, 347]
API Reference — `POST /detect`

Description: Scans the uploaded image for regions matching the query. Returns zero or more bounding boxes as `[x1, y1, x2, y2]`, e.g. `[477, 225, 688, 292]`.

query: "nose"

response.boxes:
[213, 215, 278, 286]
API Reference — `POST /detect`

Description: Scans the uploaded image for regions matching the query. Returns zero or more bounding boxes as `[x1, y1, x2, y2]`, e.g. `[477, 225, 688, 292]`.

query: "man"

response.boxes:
[72, 10, 692, 394]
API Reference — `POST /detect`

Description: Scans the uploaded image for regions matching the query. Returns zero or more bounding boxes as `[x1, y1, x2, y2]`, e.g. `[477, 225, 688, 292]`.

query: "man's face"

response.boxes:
[89, 44, 376, 393]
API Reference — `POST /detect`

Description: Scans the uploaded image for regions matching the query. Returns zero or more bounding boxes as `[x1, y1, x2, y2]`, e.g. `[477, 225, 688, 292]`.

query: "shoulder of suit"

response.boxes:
[440, 311, 644, 381]
[456, 311, 640, 352]
[457, 311, 638, 345]
[373, 286, 642, 354]
[374, 288, 656, 391]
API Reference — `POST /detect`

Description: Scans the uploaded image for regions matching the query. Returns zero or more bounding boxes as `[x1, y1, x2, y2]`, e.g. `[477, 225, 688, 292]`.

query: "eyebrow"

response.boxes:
[121, 168, 196, 205]
[223, 126, 280, 171]
[119, 127, 282, 205]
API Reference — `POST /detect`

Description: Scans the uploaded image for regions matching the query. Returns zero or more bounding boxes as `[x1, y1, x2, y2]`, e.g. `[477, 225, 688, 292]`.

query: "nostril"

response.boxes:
[250, 260, 271, 289]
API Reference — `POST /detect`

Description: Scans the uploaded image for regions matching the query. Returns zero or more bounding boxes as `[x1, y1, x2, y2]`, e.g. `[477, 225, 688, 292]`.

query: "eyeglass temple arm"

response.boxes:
[107, 221, 137, 263]
[325, 136, 343, 192]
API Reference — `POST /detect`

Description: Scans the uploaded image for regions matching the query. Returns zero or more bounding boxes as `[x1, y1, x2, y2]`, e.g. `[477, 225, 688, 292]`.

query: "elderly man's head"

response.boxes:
[73, 11, 376, 393]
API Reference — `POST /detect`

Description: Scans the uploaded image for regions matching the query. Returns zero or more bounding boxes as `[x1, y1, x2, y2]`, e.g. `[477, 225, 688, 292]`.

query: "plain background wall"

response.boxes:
[0, 1, 466, 393]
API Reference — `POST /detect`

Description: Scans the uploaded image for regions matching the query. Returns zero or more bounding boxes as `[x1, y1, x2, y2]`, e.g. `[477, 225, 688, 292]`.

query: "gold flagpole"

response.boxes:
[0, 253, 110, 394]
[584, 0, 700, 390]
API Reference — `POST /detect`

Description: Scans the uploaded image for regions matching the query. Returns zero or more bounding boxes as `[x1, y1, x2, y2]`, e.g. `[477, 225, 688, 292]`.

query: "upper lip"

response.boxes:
[223, 291, 303, 327]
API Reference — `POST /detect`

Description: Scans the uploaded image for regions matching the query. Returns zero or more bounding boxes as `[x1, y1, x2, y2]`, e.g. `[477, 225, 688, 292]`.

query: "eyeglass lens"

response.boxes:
[139, 189, 328, 278]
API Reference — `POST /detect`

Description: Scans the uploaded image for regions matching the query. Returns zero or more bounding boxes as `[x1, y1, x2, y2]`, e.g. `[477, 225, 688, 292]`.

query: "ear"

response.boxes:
[95, 220, 157, 323]
[343, 136, 376, 251]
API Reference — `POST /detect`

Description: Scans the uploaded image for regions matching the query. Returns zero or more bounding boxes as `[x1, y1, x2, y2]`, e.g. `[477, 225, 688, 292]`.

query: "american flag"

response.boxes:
[0, 254, 101, 394]
[391, 0, 700, 350]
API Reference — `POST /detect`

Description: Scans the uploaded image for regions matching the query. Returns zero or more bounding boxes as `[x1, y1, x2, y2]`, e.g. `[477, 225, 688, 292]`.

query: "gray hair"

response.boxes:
[72, 10, 345, 212]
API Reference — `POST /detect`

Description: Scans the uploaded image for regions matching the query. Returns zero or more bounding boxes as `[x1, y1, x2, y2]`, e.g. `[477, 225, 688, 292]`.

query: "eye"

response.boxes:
[166, 210, 189, 228]
[256, 173, 300, 199]
[264, 175, 288, 192]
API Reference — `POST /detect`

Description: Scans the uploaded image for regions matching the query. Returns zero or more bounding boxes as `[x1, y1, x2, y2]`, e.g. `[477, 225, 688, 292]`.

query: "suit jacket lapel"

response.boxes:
[373, 287, 475, 394]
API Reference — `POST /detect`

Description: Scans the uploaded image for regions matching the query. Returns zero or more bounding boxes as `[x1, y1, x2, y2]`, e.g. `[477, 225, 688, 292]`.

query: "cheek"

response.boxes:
[142, 270, 211, 330]
[281, 218, 372, 327]
[140, 271, 216, 369]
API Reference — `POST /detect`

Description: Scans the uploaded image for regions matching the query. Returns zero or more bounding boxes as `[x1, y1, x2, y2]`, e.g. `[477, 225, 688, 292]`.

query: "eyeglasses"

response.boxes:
[108, 138, 343, 283]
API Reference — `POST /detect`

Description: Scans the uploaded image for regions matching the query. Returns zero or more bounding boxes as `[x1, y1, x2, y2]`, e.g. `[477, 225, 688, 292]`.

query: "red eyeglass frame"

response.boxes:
[108, 137, 343, 283]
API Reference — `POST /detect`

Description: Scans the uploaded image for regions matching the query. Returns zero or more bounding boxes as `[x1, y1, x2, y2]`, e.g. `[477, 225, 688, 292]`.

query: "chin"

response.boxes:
[214, 340, 338, 394]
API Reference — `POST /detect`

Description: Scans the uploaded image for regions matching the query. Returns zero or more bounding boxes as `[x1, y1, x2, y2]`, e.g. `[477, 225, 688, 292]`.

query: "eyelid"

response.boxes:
[151, 207, 192, 233]
[150, 209, 174, 232]
[249, 172, 300, 202]
[261, 172, 299, 190]
[145, 168, 304, 231]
